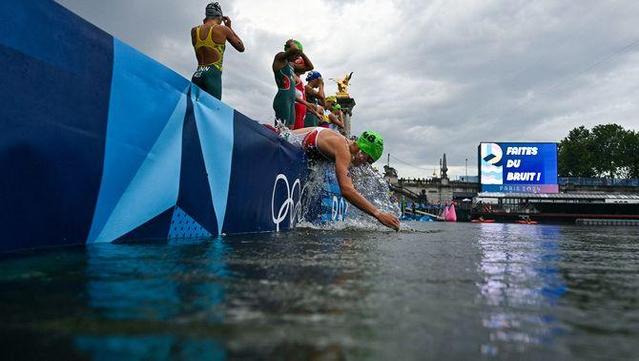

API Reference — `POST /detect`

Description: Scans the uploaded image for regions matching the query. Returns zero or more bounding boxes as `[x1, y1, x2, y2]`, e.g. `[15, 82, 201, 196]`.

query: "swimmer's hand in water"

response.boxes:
[376, 211, 401, 231]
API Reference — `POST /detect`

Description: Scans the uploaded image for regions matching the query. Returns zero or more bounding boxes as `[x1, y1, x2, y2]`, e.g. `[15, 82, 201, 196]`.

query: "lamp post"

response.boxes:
[465, 158, 468, 181]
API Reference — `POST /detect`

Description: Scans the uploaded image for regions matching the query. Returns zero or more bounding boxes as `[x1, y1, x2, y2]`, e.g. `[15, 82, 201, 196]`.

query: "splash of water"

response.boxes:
[277, 125, 403, 231]
[350, 165, 401, 215]
[274, 120, 299, 145]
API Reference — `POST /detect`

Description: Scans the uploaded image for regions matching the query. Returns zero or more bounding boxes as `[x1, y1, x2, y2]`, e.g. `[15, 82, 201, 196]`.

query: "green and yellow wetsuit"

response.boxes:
[272, 63, 296, 127]
[192, 25, 226, 100]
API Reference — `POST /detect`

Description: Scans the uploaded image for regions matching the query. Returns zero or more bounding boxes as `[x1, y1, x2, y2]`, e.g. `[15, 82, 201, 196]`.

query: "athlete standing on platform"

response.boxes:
[292, 127, 401, 231]
[292, 58, 323, 129]
[272, 39, 314, 127]
[304, 71, 325, 127]
[292, 69, 307, 129]
[191, 2, 245, 100]
[328, 103, 345, 131]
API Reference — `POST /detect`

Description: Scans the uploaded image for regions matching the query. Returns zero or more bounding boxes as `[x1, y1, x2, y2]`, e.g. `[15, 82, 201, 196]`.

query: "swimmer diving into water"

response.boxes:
[293, 127, 401, 231]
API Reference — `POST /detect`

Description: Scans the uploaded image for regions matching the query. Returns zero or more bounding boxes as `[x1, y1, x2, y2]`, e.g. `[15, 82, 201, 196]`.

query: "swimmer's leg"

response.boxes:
[192, 68, 222, 100]
[273, 91, 291, 124]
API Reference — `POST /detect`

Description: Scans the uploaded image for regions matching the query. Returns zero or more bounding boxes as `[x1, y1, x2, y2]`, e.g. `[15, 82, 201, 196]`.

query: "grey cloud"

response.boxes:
[57, 0, 639, 178]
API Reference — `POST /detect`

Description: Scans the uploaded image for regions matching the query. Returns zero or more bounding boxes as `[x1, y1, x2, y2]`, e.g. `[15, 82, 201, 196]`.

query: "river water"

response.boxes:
[1, 222, 638, 360]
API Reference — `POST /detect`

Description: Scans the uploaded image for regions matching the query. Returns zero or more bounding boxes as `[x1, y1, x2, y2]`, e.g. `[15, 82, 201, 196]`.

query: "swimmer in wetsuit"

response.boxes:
[191, 2, 245, 100]
[272, 39, 314, 127]
[304, 71, 325, 127]
[293, 127, 401, 231]
[292, 60, 323, 129]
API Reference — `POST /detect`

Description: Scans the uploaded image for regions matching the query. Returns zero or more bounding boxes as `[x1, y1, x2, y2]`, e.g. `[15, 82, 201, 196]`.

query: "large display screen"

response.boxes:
[479, 142, 558, 193]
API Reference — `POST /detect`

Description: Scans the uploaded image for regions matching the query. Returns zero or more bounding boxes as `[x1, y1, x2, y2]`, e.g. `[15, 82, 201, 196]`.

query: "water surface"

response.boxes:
[1, 223, 638, 360]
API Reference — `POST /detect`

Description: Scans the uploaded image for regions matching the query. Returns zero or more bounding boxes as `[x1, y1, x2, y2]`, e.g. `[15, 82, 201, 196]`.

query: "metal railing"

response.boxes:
[559, 177, 639, 187]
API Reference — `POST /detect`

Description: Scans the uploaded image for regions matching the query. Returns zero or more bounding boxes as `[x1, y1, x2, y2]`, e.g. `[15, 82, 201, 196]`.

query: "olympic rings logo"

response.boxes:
[271, 174, 306, 231]
[331, 196, 349, 221]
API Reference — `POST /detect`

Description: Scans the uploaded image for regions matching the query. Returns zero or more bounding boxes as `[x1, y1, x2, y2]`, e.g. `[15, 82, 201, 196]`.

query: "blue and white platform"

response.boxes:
[0, 0, 345, 252]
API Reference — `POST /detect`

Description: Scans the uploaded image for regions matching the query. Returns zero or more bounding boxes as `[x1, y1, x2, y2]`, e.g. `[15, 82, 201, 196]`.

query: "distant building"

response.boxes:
[459, 176, 479, 183]
[384, 165, 398, 184]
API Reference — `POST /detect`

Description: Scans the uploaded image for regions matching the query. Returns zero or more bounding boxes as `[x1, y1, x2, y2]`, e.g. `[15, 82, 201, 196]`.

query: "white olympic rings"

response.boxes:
[331, 196, 349, 221]
[271, 174, 305, 231]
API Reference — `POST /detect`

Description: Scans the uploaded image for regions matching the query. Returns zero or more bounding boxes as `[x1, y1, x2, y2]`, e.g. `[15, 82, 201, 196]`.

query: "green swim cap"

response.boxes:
[356, 130, 384, 162]
[284, 40, 303, 52]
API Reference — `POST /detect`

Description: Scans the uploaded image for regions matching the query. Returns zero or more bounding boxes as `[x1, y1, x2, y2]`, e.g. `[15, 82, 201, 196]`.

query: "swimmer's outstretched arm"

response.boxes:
[333, 141, 400, 231]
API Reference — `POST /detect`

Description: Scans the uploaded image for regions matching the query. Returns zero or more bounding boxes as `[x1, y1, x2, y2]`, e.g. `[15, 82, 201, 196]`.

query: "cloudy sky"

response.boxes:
[57, 0, 639, 179]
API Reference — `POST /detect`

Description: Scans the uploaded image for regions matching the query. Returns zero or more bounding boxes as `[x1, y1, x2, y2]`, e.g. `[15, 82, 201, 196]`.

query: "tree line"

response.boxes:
[558, 124, 639, 178]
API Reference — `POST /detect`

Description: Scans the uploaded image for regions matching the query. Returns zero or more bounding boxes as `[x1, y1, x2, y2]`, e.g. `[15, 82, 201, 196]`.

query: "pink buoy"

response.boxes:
[441, 205, 449, 220]
[446, 203, 457, 222]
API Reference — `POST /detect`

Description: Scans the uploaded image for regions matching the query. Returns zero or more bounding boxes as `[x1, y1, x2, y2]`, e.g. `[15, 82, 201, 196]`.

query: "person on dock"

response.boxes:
[304, 71, 325, 127]
[316, 99, 344, 131]
[328, 103, 345, 131]
[293, 67, 307, 129]
[292, 58, 322, 129]
[272, 40, 314, 127]
[292, 127, 401, 231]
[191, 2, 245, 100]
